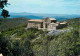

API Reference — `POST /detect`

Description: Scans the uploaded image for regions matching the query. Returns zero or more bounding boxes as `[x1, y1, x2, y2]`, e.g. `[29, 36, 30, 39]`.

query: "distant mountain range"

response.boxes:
[0, 12, 80, 21]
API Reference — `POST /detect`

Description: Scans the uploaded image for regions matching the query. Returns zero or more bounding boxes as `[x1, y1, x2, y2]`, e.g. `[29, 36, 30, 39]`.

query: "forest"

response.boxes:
[0, 17, 29, 31]
[0, 18, 80, 56]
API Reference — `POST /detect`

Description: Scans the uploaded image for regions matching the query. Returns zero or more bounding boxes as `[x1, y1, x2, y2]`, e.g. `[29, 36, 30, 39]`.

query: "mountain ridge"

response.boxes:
[0, 12, 80, 21]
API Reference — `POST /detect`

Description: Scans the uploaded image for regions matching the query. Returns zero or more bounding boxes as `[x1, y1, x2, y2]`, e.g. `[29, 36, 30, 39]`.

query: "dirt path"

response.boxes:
[32, 35, 41, 42]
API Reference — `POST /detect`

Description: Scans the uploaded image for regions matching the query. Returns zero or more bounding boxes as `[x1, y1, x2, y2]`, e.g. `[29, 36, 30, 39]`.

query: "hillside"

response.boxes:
[32, 18, 80, 56]
[0, 18, 80, 56]
[0, 17, 30, 31]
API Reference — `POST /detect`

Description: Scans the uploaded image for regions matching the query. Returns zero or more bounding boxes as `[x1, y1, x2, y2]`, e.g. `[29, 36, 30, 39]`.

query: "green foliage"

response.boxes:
[11, 40, 21, 56]
[20, 37, 34, 56]
[0, 18, 79, 56]
[27, 28, 39, 33]
[0, 34, 12, 56]
[21, 23, 27, 27]
[1, 26, 25, 37]
[48, 29, 80, 56]
[0, 34, 34, 56]
[19, 31, 36, 40]
[32, 18, 80, 56]
[27, 31, 36, 40]
[0, 17, 29, 31]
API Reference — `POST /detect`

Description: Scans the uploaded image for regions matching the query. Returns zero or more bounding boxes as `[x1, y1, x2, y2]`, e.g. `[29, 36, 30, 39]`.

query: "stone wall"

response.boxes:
[27, 22, 43, 28]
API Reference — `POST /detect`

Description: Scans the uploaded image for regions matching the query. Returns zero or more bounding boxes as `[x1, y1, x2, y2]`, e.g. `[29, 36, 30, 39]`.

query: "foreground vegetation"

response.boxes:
[0, 18, 80, 56]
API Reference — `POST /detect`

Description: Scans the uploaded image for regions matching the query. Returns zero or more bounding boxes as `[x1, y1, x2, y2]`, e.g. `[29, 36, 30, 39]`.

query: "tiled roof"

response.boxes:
[49, 18, 56, 20]
[28, 19, 43, 22]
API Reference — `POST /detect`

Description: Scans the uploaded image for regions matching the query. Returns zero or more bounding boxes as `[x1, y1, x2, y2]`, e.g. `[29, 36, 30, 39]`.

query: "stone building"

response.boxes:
[27, 19, 43, 28]
[27, 18, 67, 30]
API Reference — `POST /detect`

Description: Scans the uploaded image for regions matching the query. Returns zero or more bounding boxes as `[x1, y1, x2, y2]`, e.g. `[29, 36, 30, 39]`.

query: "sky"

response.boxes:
[4, 0, 80, 14]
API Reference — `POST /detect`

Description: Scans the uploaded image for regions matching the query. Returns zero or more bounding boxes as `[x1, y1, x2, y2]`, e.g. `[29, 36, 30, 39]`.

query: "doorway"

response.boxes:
[45, 23, 47, 28]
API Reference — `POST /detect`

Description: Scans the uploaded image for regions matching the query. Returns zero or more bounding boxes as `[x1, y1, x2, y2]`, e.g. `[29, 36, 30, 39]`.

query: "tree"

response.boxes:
[0, 34, 11, 56]
[0, 0, 8, 9]
[10, 40, 20, 56]
[0, 0, 10, 18]
[20, 37, 34, 56]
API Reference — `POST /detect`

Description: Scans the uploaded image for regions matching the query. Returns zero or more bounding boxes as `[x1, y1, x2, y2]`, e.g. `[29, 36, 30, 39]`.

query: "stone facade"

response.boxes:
[27, 19, 43, 28]
[27, 18, 67, 30]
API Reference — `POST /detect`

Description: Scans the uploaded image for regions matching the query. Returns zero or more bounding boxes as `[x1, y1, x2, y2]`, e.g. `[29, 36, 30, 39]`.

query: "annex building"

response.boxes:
[27, 18, 67, 30]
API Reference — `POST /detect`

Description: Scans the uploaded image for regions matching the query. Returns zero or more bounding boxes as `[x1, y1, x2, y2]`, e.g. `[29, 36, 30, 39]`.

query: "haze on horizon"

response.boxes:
[4, 0, 80, 15]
